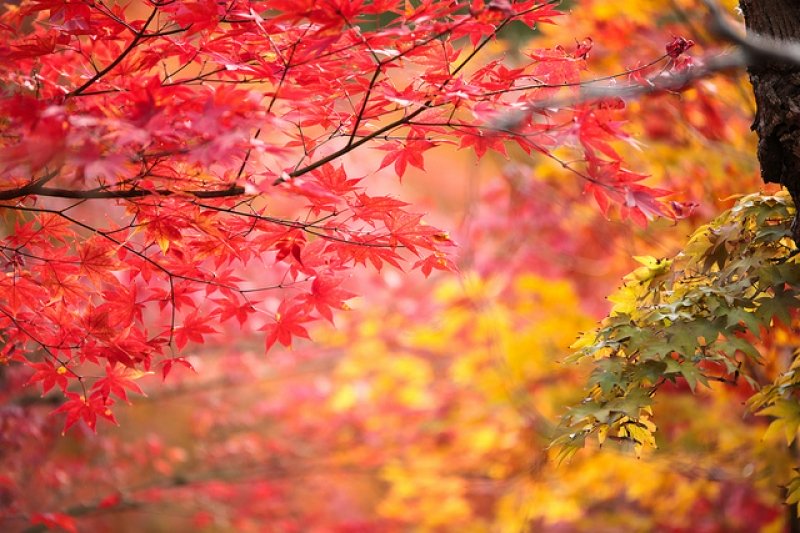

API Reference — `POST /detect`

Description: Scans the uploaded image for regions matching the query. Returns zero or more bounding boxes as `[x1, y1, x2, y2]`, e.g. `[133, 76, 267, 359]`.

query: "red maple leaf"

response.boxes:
[173, 311, 219, 350]
[260, 299, 314, 351]
[91, 365, 146, 403]
[53, 391, 117, 433]
[377, 139, 435, 179]
[301, 274, 355, 323]
[25, 361, 69, 395]
[159, 357, 197, 381]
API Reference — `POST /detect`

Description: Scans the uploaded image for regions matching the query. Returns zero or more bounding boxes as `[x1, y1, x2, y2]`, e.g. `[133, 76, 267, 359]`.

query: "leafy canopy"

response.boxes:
[557, 192, 800, 466]
[0, 0, 692, 433]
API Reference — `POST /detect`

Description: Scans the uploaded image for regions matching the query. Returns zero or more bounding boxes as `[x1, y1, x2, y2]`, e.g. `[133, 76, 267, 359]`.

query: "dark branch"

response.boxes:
[0, 185, 246, 201]
[66, 7, 159, 97]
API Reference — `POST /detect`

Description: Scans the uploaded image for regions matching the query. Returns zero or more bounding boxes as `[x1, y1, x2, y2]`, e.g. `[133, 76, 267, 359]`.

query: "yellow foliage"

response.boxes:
[378, 461, 473, 528]
[329, 383, 360, 411]
[319, 192, 788, 530]
[574, 0, 740, 25]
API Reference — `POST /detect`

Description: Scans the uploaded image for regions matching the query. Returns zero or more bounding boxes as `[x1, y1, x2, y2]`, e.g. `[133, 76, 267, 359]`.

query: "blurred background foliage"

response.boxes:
[4, 0, 797, 531]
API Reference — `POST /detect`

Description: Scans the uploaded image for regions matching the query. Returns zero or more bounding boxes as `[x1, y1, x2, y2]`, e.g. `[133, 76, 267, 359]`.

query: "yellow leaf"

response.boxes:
[570, 330, 597, 350]
[156, 233, 170, 254]
[618, 421, 657, 450]
[623, 256, 672, 282]
[608, 284, 643, 316]
[759, 400, 800, 445]
[597, 424, 609, 447]
[125, 369, 155, 380]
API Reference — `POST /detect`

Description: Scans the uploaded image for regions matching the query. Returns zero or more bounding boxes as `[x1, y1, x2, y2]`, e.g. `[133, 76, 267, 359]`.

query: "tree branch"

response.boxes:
[66, 7, 159, 97]
[487, 1, 800, 133]
[0, 185, 246, 201]
[703, 0, 800, 66]
[487, 50, 749, 132]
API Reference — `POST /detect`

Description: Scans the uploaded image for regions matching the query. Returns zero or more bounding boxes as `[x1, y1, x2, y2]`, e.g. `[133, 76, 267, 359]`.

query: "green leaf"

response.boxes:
[589, 359, 625, 394]
[677, 361, 709, 393]
[718, 336, 762, 362]
[724, 308, 762, 337]
[630, 360, 668, 385]
[755, 286, 799, 326]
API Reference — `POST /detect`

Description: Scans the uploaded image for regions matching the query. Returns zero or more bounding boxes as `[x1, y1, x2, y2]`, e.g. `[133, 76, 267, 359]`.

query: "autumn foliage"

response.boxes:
[0, 0, 795, 531]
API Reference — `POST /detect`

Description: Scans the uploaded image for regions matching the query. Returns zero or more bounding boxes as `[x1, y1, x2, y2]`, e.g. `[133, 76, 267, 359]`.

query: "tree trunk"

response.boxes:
[740, 0, 800, 525]
[740, 0, 800, 240]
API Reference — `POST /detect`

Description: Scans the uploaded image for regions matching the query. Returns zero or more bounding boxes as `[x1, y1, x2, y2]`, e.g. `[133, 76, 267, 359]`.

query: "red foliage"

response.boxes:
[0, 0, 690, 431]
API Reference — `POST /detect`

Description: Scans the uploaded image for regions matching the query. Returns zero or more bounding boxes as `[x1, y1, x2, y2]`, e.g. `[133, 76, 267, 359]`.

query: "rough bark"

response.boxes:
[740, 0, 800, 240]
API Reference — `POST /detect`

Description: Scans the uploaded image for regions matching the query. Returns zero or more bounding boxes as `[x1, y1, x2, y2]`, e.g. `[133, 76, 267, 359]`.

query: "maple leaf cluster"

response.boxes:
[0, 0, 689, 432]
